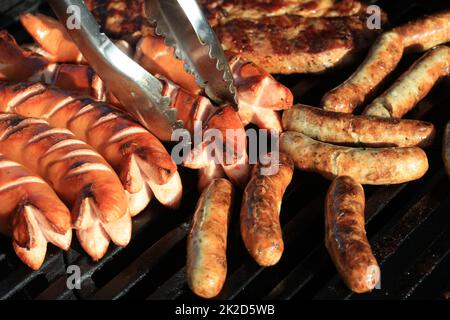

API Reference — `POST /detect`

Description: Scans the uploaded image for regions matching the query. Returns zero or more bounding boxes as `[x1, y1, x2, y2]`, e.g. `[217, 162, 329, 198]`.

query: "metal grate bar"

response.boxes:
[0, 249, 64, 299]
[314, 170, 448, 299]
[391, 202, 450, 299]
[91, 222, 190, 299]
[264, 183, 409, 299]
[147, 267, 187, 300]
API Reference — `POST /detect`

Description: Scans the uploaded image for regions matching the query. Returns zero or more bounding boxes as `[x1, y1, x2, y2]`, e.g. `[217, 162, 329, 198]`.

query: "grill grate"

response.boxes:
[0, 0, 449, 300]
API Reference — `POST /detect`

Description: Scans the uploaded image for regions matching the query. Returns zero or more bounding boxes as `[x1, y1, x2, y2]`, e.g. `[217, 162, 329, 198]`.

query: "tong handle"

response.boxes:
[48, 0, 181, 141]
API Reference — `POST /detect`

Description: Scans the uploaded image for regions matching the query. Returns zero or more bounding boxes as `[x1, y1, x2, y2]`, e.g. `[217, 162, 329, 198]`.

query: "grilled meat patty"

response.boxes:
[200, 0, 387, 74]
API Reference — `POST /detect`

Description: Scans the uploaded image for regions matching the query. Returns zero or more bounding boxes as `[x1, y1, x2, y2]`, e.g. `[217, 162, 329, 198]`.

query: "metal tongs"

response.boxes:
[48, 0, 238, 141]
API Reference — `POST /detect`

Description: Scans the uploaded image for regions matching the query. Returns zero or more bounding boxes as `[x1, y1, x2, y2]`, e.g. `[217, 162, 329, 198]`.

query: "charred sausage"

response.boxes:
[240, 152, 294, 266]
[325, 176, 380, 293]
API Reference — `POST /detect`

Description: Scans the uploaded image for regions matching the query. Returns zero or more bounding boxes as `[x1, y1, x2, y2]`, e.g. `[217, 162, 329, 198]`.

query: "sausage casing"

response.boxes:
[325, 176, 380, 293]
[0, 154, 72, 270]
[187, 178, 234, 299]
[321, 31, 404, 113]
[240, 152, 294, 266]
[394, 9, 450, 52]
[283, 104, 435, 147]
[280, 131, 429, 185]
[363, 45, 450, 118]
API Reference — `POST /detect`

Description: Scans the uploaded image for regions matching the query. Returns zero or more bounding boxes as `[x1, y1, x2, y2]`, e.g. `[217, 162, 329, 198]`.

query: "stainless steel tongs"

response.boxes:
[48, 0, 238, 142]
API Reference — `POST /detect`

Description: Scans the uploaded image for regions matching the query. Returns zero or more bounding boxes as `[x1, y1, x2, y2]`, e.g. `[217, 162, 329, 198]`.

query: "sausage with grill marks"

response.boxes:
[0, 154, 72, 270]
[0, 113, 130, 261]
[0, 82, 181, 214]
[280, 131, 429, 185]
[325, 176, 380, 293]
[187, 178, 234, 299]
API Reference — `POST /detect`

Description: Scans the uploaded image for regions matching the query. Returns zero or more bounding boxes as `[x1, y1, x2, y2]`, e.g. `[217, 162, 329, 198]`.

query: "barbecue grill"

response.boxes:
[0, 0, 449, 300]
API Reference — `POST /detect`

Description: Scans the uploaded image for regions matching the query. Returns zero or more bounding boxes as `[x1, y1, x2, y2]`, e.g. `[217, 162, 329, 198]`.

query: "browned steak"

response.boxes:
[199, 0, 387, 74]
[84, 0, 153, 44]
[199, 0, 363, 26]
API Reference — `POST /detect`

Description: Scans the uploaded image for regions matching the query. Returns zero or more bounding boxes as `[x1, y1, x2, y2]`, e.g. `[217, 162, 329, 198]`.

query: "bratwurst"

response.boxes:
[187, 178, 234, 299]
[240, 152, 294, 266]
[280, 131, 429, 185]
[321, 32, 403, 113]
[325, 176, 380, 293]
[363, 45, 450, 118]
[283, 105, 435, 147]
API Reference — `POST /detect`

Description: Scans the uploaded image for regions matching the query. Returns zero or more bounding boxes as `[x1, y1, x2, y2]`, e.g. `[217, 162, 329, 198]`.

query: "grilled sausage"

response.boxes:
[363, 45, 450, 118]
[444, 121, 450, 179]
[0, 113, 130, 261]
[321, 31, 404, 113]
[187, 106, 251, 188]
[240, 152, 294, 266]
[0, 82, 180, 214]
[229, 56, 293, 110]
[20, 13, 85, 63]
[394, 9, 450, 53]
[283, 105, 435, 147]
[0, 31, 48, 82]
[198, 162, 226, 192]
[321, 10, 450, 114]
[135, 35, 201, 95]
[160, 77, 216, 134]
[0, 154, 72, 270]
[280, 131, 429, 185]
[187, 178, 234, 299]
[325, 176, 380, 293]
[136, 35, 293, 110]
[238, 103, 283, 134]
[0, 30, 127, 105]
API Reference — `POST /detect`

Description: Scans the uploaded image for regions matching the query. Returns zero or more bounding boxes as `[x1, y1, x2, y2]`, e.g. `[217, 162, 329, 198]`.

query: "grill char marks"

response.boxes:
[0, 153, 72, 270]
[0, 113, 130, 261]
[199, 0, 362, 25]
[0, 82, 181, 214]
[200, 0, 386, 74]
